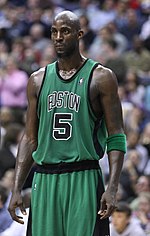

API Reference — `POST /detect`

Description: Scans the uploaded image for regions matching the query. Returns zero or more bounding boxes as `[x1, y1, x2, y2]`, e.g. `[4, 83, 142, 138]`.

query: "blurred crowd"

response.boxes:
[0, 0, 150, 235]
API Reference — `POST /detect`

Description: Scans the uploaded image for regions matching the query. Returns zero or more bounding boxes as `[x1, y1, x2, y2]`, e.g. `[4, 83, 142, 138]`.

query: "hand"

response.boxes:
[8, 190, 27, 224]
[136, 210, 148, 225]
[98, 187, 117, 220]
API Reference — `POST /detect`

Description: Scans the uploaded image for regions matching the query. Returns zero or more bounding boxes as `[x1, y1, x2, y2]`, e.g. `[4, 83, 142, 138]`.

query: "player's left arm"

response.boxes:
[95, 66, 126, 219]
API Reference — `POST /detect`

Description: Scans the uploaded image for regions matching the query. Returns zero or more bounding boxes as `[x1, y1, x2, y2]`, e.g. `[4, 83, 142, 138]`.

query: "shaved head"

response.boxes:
[51, 10, 83, 59]
[53, 11, 81, 31]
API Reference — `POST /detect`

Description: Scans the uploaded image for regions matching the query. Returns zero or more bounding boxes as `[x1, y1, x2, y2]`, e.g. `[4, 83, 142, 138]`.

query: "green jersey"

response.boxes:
[32, 59, 107, 164]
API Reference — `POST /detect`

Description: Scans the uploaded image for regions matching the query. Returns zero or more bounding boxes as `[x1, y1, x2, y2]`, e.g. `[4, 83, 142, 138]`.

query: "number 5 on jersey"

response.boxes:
[52, 113, 73, 140]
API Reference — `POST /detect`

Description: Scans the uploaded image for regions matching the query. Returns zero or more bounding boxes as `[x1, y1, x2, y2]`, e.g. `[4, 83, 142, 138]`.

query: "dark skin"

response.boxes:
[8, 11, 124, 224]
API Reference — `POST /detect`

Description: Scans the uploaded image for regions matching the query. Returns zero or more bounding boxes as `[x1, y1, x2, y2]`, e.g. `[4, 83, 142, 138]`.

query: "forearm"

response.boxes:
[13, 134, 37, 191]
[107, 150, 124, 192]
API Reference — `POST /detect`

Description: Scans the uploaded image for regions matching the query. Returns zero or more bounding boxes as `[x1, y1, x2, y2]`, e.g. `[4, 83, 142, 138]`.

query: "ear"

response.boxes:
[78, 30, 84, 39]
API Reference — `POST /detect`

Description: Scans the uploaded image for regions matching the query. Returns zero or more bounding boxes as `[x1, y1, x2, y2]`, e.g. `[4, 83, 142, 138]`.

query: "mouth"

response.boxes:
[55, 44, 64, 48]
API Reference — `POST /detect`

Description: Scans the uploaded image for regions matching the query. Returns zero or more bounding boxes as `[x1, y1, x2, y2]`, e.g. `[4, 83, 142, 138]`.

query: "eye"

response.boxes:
[51, 28, 57, 35]
[62, 28, 70, 35]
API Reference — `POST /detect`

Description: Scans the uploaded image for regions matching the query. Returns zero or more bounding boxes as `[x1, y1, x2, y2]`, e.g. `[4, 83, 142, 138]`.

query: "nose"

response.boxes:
[56, 31, 63, 41]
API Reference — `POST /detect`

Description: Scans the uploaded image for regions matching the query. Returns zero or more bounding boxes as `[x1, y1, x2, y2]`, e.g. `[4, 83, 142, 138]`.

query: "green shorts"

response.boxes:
[26, 162, 110, 236]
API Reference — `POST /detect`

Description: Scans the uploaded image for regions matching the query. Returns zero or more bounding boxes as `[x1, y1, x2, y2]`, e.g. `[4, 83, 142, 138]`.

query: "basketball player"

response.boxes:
[8, 11, 126, 236]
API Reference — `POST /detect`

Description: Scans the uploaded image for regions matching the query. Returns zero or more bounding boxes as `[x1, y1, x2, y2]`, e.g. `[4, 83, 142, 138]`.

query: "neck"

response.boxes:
[57, 54, 86, 80]
[57, 53, 86, 71]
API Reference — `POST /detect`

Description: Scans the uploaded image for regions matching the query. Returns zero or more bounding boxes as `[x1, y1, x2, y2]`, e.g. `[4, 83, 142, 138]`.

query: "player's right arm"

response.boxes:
[8, 70, 41, 224]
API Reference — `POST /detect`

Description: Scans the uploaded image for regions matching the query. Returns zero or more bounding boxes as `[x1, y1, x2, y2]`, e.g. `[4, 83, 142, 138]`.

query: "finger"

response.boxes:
[98, 199, 106, 215]
[98, 209, 107, 218]
[99, 208, 111, 219]
[100, 204, 115, 219]
[9, 209, 25, 224]
[19, 205, 27, 215]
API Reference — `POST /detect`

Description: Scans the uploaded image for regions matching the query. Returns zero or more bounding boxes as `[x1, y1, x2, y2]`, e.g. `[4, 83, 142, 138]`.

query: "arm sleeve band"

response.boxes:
[106, 133, 127, 153]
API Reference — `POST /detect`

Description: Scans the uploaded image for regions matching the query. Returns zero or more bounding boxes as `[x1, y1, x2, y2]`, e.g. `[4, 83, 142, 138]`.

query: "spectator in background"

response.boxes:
[139, 124, 150, 178]
[139, 0, 150, 17]
[21, 35, 41, 75]
[0, 107, 15, 128]
[10, 38, 25, 66]
[88, 25, 113, 62]
[110, 201, 146, 236]
[26, 0, 41, 9]
[38, 43, 56, 68]
[136, 21, 150, 87]
[0, 107, 15, 148]
[0, 184, 13, 233]
[20, 47, 40, 76]
[26, 7, 49, 37]
[104, 38, 127, 84]
[123, 35, 150, 75]
[89, 0, 116, 32]
[0, 188, 31, 236]
[117, 84, 134, 128]
[131, 192, 150, 235]
[119, 150, 141, 203]
[123, 150, 141, 181]
[79, 38, 90, 58]
[79, 14, 96, 50]
[0, 0, 11, 38]
[144, 85, 150, 114]
[119, 8, 143, 49]
[140, 16, 150, 51]
[41, 4, 65, 31]
[0, 40, 9, 67]
[0, 56, 28, 109]
[0, 169, 15, 207]
[126, 129, 149, 174]
[0, 123, 24, 179]
[114, 0, 129, 31]
[8, 0, 26, 6]
[125, 106, 146, 133]
[29, 23, 50, 56]
[128, 0, 141, 10]
[134, 175, 150, 198]
[140, 122, 150, 156]
[129, 175, 150, 220]
[0, 167, 31, 236]
[124, 70, 145, 108]
[4, 7, 28, 45]
[107, 21, 128, 54]
[9, 35, 35, 74]
[74, 0, 101, 26]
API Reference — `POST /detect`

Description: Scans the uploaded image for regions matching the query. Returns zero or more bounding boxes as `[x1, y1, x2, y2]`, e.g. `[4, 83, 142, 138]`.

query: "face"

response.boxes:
[128, 150, 140, 166]
[138, 196, 150, 214]
[111, 212, 130, 233]
[51, 18, 82, 58]
[136, 176, 150, 193]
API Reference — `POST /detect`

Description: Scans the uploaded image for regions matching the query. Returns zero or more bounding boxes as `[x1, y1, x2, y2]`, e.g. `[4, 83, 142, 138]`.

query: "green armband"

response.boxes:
[106, 133, 127, 153]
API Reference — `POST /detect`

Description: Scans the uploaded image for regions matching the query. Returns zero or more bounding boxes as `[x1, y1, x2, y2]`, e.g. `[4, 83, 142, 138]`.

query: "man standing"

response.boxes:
[8, 11, 126, 236]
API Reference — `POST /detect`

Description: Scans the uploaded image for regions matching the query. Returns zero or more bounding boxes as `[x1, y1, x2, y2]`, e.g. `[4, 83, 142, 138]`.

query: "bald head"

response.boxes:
[51, 11, 83, 59]
[53, 11, 81, 31]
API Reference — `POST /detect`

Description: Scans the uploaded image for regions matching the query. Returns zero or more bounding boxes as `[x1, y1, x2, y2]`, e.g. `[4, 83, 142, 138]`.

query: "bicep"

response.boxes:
[25, 77, 39, 140]
[98, 70, 124, 135]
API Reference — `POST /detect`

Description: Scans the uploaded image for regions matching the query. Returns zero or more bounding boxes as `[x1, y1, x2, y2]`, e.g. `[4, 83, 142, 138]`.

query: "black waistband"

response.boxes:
[35, 160, 100, 174]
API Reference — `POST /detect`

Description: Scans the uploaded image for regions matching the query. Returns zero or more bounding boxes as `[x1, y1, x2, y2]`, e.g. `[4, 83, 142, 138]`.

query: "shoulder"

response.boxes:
[109, 224, 118, 236]
[27, 67, 46, 96]
[94, 64, 117, 83]
[128, 220, 146, 235]
[92, 64, 118, 94]
[30, 67, 46, 82]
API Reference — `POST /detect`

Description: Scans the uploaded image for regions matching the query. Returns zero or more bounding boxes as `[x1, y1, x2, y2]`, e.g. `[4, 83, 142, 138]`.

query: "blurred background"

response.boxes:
[0, 0, 150, 235]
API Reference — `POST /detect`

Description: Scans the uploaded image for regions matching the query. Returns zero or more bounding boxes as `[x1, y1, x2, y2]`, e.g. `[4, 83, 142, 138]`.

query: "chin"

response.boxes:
[56, 49, 64, 55]
[57, 52, 71, 58]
